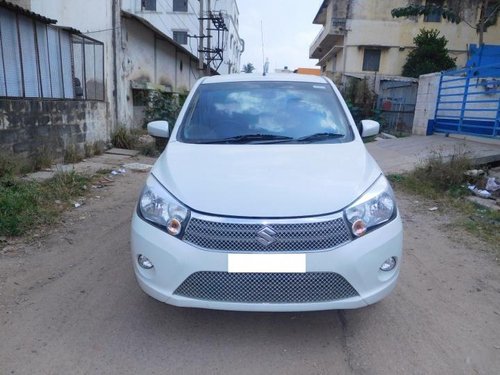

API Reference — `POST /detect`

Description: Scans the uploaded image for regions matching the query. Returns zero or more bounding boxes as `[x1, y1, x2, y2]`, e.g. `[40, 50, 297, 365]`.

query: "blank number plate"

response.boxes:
[228, 254, 306, 273]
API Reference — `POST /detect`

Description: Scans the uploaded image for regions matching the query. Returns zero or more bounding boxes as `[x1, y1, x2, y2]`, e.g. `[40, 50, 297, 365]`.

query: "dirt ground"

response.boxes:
[0, 154, 499, 375]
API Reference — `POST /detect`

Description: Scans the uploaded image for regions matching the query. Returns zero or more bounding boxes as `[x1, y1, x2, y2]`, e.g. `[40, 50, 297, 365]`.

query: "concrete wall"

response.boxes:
[0, 99, 107, 158]
[117, 16, 204, 127]
[413, 73, 440, 135]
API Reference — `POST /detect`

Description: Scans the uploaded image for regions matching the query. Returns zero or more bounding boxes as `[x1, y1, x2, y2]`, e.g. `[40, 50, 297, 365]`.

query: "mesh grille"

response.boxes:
[174, 272, 359, 303]
[183, 217, 351, 252]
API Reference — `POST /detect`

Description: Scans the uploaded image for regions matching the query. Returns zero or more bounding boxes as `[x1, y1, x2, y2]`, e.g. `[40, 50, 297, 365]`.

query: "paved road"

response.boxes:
[1, 156, 499, 374]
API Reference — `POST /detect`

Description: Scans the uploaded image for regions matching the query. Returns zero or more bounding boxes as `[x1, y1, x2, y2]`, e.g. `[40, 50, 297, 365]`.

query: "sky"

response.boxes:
[236, 0, 324, 73]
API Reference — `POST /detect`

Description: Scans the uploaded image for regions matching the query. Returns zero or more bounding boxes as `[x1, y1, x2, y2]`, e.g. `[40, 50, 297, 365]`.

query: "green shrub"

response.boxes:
[0, 171, 91, 237]
[143, 90, 185, 133]
[111, 127, 138, 149]
[0, 177, 47, 236]
[64, 144, 83, 164]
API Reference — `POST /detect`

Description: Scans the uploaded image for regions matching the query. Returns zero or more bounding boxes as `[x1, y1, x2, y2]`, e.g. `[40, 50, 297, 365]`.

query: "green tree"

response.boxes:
[391, 1, 500, 45]
[242, 63, 255, 73]
[402, 29, 456, 78]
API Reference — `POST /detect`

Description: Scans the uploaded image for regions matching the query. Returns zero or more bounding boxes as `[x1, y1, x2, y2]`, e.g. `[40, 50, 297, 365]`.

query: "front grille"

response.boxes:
[183, 217, 351, 252]
[174, 272, 359, 303]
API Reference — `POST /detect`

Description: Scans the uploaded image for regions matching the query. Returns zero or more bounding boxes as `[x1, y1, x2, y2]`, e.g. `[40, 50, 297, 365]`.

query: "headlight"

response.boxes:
[139, 175, 190, 236]
[344, 176, 396, 237]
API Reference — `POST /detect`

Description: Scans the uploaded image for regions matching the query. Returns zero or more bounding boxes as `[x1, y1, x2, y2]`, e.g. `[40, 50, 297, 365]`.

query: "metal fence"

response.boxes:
[0, 6, 104, 100]
[377, 80, 418, 134]
[434, 64, 500, 138]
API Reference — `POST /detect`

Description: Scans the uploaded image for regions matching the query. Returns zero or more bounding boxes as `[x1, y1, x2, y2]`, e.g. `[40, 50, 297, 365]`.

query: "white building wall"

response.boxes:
[118, 16, 204, 127]
[121, 0, 243, 74]
[121, 0, 199, 55]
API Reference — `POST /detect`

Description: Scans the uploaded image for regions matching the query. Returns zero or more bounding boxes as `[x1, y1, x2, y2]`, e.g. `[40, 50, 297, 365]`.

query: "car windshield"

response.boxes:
[178, 81, 354, 144]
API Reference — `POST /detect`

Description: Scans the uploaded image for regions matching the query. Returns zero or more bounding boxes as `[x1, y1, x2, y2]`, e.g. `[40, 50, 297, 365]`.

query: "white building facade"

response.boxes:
[15, 0, 242, 130]
[121, 0, 244, 74]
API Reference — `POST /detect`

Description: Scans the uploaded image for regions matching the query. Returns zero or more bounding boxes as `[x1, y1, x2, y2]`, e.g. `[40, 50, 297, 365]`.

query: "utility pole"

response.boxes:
[206, 0, 212, 75]
[198, 0, 204, 70]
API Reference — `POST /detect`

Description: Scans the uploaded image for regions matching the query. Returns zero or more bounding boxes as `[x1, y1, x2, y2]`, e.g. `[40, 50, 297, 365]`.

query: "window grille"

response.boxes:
[173, 31, 188, 45]
[362, 49, 381, 72]
[173, 0, 188, 12]
[141, 0, 156, 11]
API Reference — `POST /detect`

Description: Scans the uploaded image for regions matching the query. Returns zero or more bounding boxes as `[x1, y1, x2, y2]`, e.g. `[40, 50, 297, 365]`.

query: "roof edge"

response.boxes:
[0, 0, 57, 24]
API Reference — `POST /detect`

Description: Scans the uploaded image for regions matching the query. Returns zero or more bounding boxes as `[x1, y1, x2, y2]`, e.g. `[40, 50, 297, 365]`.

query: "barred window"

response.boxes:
[173, 0, 188, 12]
[362, 49, 381, 72]
[141, 0, 156, 11]
[173, 31, 188, 45]
[424, 0, 444, 22]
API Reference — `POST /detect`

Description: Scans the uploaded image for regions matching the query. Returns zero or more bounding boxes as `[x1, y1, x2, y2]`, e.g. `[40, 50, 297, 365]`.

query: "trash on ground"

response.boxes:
[429, 207, 438, 211]
[468, 184, 492, 199]
[464, 169, 485, 177]
[123, 163, 153, 172]
[485, 177, 500, 192]
[110, 168, 126, 175]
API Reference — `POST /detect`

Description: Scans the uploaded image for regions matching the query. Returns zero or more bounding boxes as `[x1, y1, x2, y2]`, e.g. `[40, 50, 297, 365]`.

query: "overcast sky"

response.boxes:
[237, 0, 323, 73]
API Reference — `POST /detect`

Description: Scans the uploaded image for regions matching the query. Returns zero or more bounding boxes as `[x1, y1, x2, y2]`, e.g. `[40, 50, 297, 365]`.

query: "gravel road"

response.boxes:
[1, 155, 499, 375]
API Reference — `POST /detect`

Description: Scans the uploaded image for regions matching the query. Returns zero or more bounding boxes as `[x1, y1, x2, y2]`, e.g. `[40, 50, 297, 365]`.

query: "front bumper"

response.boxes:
[130, 211, 403, 312]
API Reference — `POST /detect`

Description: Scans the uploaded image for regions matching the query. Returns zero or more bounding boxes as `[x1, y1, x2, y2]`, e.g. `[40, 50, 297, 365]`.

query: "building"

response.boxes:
[310, 0, 500, 84]
[121, 0, 244, 74]
[1, 0, 240, 159]
[294, 68, 321, 76]
[0, 0, 109, 157]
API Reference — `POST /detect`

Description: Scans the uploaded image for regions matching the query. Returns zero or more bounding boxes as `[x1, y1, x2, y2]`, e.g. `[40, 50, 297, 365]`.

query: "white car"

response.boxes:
[131, 74, 403, 312]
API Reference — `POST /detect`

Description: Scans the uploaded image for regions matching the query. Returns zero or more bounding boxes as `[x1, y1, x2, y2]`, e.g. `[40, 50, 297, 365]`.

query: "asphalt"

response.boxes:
[366, 134, 500, 174]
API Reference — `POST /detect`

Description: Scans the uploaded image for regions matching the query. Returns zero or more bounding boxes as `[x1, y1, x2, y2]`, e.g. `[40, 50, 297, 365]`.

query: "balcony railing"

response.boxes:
[310, 17, 347, 57]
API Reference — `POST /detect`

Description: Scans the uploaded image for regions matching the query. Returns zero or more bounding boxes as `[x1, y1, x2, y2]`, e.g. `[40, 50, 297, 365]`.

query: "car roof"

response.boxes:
[200, 74, 329, 85]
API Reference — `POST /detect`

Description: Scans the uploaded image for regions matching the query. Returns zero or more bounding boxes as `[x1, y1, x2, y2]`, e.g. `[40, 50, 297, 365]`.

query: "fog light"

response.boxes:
[352, 219, 367, 237]
[138, 254, 154, 269]
[380, 257, 397, 272]
[167, 217, 182, 236]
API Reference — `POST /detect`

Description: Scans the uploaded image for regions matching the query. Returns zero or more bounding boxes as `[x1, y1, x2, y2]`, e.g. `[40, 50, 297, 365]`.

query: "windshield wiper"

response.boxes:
[198, 134, 294, 144]
[295, 132, 345, 143]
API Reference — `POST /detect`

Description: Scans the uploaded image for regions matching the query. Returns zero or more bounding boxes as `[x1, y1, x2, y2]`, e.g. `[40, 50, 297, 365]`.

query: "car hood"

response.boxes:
[152, 141, 382, 218]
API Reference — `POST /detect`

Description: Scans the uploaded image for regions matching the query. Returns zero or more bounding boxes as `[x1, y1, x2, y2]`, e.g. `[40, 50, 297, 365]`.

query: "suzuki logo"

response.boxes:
[256, 226, 277, 246]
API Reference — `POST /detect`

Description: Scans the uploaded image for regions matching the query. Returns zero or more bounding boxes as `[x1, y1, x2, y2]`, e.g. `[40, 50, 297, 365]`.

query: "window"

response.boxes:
[486, 1, 499, 26]
[362, 49, 381, 71]
[173, 31, 188, 45]
[141, 0, 156, 11]
[179, 82, 353, 144]
[424, 0, 443, 22]
[173, 0, 188, 12]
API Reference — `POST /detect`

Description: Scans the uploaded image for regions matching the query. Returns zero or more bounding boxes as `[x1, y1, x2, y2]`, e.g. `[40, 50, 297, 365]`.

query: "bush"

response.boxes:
[111, 127, 138, 149]
[64, 144, 83, 164]
[143, 90, 185, 133]
[402, 29, 456, 78]
[0, 177, 45, 236]
[389, 148, 472, 197]
[0, 171, 91, 237]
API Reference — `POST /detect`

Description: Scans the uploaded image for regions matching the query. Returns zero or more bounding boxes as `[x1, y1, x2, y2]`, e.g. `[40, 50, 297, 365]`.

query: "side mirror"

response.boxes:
[360, 120, 380, 138]
[147, 120, 170, 138]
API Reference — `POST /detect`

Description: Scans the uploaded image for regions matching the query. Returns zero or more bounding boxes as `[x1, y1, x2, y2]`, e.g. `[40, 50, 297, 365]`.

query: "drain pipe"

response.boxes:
[112, 0, 119, 129]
